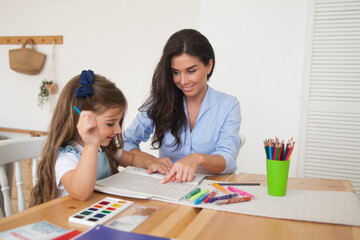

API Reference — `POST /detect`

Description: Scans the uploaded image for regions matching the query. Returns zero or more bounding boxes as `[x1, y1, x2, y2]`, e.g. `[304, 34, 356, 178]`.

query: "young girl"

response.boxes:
[30, 70, 170, 206]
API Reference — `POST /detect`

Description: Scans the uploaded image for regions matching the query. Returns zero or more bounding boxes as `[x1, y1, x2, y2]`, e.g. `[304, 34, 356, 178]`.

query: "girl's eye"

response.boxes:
[107, 123, 115, 127]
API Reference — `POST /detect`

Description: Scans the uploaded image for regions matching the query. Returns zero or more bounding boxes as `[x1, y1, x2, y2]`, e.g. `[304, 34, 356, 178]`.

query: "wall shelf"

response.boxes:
[0, 35, 63, 44]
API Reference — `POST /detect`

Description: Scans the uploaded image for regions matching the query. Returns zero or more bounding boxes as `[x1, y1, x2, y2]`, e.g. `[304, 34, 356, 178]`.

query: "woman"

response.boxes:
[124, 29, 241, 183]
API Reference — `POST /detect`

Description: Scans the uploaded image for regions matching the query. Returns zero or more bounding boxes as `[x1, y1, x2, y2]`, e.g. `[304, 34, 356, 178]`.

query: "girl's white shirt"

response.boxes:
[55, 142, 122, 197]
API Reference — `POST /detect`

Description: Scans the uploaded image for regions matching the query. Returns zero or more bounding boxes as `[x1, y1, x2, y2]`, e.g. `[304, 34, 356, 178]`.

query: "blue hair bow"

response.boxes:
[75, 70, 94, 98]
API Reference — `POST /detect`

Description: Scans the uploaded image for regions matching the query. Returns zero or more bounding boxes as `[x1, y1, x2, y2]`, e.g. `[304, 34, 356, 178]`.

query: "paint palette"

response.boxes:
[68, 197, 133, 226]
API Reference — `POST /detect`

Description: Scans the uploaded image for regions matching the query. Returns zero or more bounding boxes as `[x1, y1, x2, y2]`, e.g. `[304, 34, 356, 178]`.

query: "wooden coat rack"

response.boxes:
[0, 35, 63, 44]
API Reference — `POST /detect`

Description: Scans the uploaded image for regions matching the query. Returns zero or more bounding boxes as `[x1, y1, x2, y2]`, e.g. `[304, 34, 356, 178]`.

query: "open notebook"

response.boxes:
[95, 166, 209, 201]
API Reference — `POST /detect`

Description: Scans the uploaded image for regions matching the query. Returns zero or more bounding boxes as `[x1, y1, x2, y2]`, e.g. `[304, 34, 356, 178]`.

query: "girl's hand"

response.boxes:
[155, 157, 174, 169]
[146, 160, 171, 175]
[77, 111, 100, 147]
[160, 154, 203, 184]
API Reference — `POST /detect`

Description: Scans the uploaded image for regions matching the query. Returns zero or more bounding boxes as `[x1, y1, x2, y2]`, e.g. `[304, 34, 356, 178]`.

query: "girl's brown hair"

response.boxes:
[30, 73, 127, 206]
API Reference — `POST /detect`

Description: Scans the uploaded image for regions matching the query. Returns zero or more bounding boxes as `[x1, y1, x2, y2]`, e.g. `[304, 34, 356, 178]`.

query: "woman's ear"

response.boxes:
[207, 59, 214, 74]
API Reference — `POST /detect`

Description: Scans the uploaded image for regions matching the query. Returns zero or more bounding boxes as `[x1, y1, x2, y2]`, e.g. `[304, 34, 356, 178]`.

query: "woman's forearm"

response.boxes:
[195, 153, 227, 173]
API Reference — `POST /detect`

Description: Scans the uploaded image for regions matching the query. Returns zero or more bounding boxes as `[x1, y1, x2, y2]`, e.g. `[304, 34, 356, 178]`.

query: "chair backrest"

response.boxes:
[0, 136, 47, 217]
[239, 134, 246, 149]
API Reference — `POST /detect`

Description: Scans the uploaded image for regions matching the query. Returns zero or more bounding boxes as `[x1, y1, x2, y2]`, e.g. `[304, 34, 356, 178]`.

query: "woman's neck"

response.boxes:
[185, 85, 208, 131]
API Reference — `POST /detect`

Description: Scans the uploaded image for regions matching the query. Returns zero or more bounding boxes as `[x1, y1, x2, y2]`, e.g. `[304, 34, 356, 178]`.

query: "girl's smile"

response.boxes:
[96, 108, 124, 147]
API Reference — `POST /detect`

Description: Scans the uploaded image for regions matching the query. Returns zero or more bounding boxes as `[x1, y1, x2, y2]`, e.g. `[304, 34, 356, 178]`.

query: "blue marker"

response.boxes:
[73, 106, 81, 115]
[194, 193, 209, 205]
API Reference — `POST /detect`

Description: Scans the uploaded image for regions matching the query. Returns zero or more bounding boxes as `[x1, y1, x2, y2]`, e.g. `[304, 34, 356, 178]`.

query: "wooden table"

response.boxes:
[0, 173, 359, 240]
[179, 173, 360, 240]
[0, 193, 200, 238]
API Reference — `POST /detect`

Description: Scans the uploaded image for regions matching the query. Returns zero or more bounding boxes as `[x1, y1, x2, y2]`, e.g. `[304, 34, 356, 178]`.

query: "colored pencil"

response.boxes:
[73, 106, 81, 114]
[212, 182, 229, 194]
[218, 183, 260, 186]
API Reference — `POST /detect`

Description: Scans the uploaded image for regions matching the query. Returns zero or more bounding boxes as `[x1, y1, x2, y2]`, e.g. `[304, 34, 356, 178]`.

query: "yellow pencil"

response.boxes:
[288, 141, 296, 160]
[190, 189, 209, 201]
[212, 182, 229, 194]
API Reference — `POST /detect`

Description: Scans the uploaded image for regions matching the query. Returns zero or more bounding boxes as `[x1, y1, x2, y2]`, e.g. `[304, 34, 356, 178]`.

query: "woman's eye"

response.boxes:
[188, 70, 196, 74]
[172, 70, 179, 75]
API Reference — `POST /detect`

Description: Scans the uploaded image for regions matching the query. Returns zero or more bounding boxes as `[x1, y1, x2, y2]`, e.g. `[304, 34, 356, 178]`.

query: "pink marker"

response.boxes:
[228, 186, 255, 198]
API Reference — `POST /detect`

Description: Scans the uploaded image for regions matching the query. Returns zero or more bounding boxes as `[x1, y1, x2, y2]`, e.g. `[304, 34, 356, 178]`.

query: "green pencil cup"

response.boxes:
[266, 159, 290, 196]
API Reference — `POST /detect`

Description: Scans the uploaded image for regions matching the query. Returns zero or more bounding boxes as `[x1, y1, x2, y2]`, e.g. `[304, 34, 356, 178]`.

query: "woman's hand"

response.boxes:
[161, 153, 203, 184]
[77, 111, 100, 147]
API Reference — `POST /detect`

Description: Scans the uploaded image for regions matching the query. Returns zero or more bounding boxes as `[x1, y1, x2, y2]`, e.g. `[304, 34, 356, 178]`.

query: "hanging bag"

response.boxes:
[9, 38, 46, 75]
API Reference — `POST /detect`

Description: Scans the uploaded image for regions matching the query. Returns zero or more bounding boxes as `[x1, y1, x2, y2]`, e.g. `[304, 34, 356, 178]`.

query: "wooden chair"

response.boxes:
[239, 134, 246, 149]
[234, 134, 247, 173]
[0, 136, 47, 217]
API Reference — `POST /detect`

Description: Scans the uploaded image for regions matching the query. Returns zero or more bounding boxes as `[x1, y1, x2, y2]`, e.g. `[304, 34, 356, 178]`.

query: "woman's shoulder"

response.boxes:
[208, 86, 239, 105]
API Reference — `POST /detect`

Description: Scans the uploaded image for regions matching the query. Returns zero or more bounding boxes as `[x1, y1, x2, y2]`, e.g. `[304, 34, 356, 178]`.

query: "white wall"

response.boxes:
[199, 0, 308, 176]
[0, 0, 200, 129]
[0, 0, 308, 177]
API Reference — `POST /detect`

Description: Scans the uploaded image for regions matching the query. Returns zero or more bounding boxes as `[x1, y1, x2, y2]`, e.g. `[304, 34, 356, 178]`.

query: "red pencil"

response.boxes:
[274, 145, 277, 160]
[204, 190, 217, 203]
[279, 145, 282, 160]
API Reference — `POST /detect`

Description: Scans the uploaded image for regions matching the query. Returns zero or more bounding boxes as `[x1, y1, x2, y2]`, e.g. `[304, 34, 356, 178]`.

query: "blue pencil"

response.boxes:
[269, 146, 273, 160]
[194, 193, 209, 205]
[73, 106, 81, 115]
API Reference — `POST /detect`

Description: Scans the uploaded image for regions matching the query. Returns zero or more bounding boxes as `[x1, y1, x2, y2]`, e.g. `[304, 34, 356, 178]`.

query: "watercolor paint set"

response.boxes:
[69, 197, 133, 226]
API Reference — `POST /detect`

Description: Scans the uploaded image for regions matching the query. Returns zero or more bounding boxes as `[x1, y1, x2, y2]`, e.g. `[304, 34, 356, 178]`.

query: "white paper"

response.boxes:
[95, 166, 208, 201]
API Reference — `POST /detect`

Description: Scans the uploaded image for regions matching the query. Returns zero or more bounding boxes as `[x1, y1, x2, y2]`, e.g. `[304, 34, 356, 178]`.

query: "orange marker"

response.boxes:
[212, 182, 229, 194]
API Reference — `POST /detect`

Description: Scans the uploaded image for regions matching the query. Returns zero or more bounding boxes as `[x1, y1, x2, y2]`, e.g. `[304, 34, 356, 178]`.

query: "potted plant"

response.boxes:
[37, 79, 57, 108]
